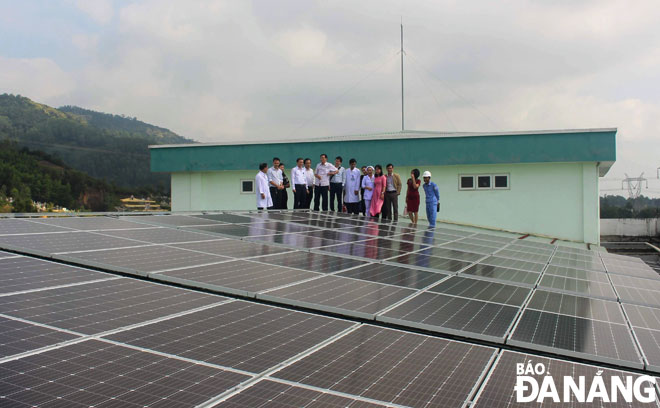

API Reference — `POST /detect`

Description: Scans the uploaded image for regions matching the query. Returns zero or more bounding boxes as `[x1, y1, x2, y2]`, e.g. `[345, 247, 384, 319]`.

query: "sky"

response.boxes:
[1, 0, 659, 197]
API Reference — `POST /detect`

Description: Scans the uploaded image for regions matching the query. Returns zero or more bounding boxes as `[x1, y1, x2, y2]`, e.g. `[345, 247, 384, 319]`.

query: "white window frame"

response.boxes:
[493, 173, 510, 190]
[458, 175, 476, 190]
[476, 174, 492, 190]
[240, 179, 254, 194]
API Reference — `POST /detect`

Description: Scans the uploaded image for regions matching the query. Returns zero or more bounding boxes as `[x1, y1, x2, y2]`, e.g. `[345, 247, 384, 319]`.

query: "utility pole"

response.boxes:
[622, 173, 648, 199]
[400, 20, 405, 131]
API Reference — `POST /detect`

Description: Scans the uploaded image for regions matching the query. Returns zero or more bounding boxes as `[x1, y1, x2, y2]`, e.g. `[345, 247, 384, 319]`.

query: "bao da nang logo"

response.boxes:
[514, 361, 657, 403]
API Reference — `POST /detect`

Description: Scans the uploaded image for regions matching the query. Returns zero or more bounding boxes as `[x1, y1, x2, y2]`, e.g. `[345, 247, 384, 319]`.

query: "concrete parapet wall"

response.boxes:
[600, 218, 659, 237]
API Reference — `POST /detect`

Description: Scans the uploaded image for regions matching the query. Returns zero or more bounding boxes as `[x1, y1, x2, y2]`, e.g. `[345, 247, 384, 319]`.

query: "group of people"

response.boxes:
[255, 154, 441, 226]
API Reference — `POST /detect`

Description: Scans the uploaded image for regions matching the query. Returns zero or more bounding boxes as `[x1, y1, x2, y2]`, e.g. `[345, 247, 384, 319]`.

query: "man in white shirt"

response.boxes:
[303, 158, 315, 209]
[291, 157, 307, 209]
[343, 158, 361, 214]
[256, 163, 272, 210]
[329, 156, 345, 212]
[314, 153, 338, 211]
[267, 157, 283, 209]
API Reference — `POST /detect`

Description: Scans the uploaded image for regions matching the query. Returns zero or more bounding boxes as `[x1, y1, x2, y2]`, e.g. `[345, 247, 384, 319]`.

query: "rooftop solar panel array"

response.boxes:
[2, 211, 660, 406]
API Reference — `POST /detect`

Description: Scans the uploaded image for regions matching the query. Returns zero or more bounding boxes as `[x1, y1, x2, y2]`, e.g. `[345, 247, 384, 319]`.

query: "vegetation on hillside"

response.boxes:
[0, 94, 191, 189]
[600, 195, 660, 218]
[0, 140, 167, 212]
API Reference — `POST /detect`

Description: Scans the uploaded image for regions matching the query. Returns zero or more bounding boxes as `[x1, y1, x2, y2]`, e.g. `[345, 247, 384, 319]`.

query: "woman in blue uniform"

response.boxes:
[422, 171, 439, 227]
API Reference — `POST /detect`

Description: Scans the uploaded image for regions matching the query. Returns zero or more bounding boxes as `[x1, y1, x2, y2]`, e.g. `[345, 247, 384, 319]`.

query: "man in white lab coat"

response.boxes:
[343, 158, 361, 214]
[256, 163, 272, 210]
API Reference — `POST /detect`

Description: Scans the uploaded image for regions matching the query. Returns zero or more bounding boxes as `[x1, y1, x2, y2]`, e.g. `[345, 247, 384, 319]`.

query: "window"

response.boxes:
[477, 175, 491, 189]
[458, 173, 510, 191]
[459, 175, 475, 190]
[240, 179, 254, 194]
[494, 174, 509, 189]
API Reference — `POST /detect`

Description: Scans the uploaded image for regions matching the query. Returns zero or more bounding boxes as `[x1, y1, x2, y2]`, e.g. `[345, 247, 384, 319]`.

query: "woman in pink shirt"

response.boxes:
[369, 164, 387, 218]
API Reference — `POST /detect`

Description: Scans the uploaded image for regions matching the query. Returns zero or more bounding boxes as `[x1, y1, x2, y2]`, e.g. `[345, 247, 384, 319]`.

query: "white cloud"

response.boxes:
[276, 26, 335, 66]
[75, 0, 114, 24]
[71, 33, 99, 51]
[0, 57, 74, 102]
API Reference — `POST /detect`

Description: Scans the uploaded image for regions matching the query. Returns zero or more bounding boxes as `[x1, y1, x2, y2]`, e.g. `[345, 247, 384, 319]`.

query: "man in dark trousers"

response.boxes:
[329, 156, 345, 212]
[291, 158, 307, 209]
[382, 163, 402, 221]
[267, 157, 283, 209]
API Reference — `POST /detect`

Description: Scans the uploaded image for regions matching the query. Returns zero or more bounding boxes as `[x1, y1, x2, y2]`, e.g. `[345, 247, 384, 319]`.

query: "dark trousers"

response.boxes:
[314, 185, 329, 211]
[360, 194, 366, 215]
[330, 183, 343, 212]
[281, 189, 288, 209]
[268, 187, 280, 210]
[382, 191, 399, 220]
[293, 184, 307, 209]
[305, 186, 314, 209]
[345, 202, 360, 215]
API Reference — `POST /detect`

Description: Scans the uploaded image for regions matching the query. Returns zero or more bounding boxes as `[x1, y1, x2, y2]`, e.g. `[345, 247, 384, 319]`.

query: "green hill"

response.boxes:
[0, 140, 140, 212]
[0, 94, 193, 190]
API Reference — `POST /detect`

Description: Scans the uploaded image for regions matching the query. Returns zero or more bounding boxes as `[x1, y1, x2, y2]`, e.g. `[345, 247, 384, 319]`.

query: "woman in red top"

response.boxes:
[406, 168, 421, 224]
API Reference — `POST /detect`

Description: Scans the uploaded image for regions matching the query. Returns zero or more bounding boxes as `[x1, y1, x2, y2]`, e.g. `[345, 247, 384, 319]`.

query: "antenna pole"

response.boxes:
[400, 20, 404, 131]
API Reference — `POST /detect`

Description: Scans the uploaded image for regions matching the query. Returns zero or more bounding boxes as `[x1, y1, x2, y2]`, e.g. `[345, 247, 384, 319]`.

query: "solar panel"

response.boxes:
[301, 229, 370, 242]
[0, 339, 250, 407]
[0, 231, 147, 256]
[318, 242, 409, 260]
[387, 253, 472, 273]
[192, 213, 255, 223]
[544, 264, 610, 282]
[249, 220, 320, 234]
[473, 350, 660, 407]
[93, 227, 222, 244]
[337, 263, 448, 289]
[411, 246, 484, 262]
[605, 262, 660, 280]
[248, 232, 339, 248]
[441, 240, 497, 255]
[185, 223, 279, 238]
[0, 316, 79, 358]
[252, 251, 368, 273]
[506, 243, 555, 256]
[495, 248, 552, 264]
[123, 214, 223, 227]
[57, 245, 231, 275]
[155, 259, 321, 297]
[479, 256, 546, 273]
[171, 239, 290, 258]
[460, 263, 539, 286]
[508, 238, 556, 250]
[509, 291, 641, 368]
[614, 285, 660, 308]
[428, 276, 531, 306]
[623, 304, 660, 371]
[106, 301, 354, 373]
[273, 325, 497, 408]
[29, 216, 151, 231]
[0, 256, 114, 295]
[391, 231, 459, 246]
[537, 274, 618, 300]
[0, 218, 74, 235]
[217, 379, 388, 408]
[258, 275, 415, 319]
[550, 255, 606, 272]
[379, 291, 520, 342]
[459, 237, 510, 249]
[0, 279, 223, 334]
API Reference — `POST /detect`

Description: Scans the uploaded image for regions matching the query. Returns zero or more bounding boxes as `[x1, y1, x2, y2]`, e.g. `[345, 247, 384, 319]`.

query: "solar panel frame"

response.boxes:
[55, 244, 233, 276]
[507, 309, 643, 369]
[152, 259, 322, 297]
[0, 231, 150, 257]
[251, 251, 369, 274]
[428, 276, 531, 307]
[0, 257, 116, 296]
[171, 239, 291, 258]
[0, 278, 224, 334]
[337, 263, 449, 289]
[258, 275, 416, 320]
[0, 316, 80, 359]
[495, 248, 552, 264]
[0, 339, 251, 408]
[378, 291, 522, 342]
[0, 218, 75, 235]
[272, 325, 499, 408]
[386, 253, 473, 274]
[28, 216, 154, 231]
[478, 256, 546, 273]
[90, 227, 223, 244]
[104, 301, 356, 373]
[459, 263, 540, 287]
[537, 274, 618, 300]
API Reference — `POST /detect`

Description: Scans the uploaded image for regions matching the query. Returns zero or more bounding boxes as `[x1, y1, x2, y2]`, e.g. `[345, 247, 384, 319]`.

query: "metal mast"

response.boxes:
[400, 21, 404, 131]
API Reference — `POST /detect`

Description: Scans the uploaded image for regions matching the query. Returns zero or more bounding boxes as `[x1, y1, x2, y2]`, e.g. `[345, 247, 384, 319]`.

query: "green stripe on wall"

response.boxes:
[150, 130, 616, 172]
